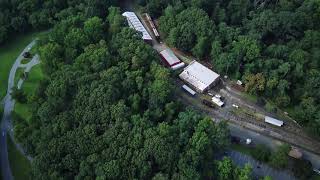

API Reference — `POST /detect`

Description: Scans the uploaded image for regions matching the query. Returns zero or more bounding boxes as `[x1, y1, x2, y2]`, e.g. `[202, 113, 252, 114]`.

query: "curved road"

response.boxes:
[1, 40, 37, 180]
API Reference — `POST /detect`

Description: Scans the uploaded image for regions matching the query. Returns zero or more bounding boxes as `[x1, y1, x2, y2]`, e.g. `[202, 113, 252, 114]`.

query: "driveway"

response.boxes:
[1, 40, 37, 180]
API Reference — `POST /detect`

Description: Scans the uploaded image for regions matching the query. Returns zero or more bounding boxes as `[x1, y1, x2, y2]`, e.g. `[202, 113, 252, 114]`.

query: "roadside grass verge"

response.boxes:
[22, 65, 43, 97]
[0, 31, 46, 100]
[14, 68, 24, 86]
[312, 174, 320, 180]
[7, 137, 31, 180]
[14, 64, 43, 122]
[20, 58, 31, 64]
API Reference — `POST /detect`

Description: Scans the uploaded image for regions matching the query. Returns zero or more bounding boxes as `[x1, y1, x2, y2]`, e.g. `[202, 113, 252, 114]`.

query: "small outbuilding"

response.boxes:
[289, 148, 302, 159]
[159, 49, 185, 70]
[179, 60, 220, 92]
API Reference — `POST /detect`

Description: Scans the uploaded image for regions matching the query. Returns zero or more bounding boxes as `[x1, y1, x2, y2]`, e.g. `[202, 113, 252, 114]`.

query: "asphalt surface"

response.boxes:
[1, 40, 37, 180]
[226, 150, 296, 180]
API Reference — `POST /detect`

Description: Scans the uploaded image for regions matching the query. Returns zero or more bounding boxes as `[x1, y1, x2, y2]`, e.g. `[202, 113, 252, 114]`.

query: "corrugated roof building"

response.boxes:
[179, 60, 220, 92]
[122, 12, 152, 41]
[159, 49, 185, 70]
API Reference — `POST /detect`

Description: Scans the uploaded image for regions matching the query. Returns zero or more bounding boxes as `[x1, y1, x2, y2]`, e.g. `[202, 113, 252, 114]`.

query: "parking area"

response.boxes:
[226, 150, 296, 180]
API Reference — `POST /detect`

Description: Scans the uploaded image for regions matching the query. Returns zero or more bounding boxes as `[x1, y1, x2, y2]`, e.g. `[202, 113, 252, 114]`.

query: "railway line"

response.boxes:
[174, 83, 320, 155]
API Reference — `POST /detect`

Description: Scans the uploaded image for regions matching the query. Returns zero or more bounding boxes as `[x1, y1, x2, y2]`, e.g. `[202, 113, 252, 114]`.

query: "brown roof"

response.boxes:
[289, 148, 302, 159]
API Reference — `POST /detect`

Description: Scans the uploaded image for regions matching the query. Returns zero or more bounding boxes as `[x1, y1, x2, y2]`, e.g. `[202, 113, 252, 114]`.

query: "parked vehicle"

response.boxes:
[215, 94, 222, 99]
[232, 104, 239, 108]
[202, 99, 215, 108]
[314, 168, 320, 175]
[23, 51, 31, 58]
[212, 96, 224, 107]
[246, 138, 252, 145]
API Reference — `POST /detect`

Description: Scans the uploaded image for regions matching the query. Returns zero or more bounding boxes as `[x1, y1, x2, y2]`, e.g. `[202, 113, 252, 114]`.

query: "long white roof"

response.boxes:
[179, 61, 220, 92]
[160, 49, 181, 66]
[265, 116, 284, 127]
[122, 12, 152, 41]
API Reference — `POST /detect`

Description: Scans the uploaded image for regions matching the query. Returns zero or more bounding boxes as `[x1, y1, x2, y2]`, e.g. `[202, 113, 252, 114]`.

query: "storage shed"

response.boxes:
[179, 60, 220, 92]
[288, 148, 302, 159]
[159, 49, 185, 70]
[122, 12, 152, 42]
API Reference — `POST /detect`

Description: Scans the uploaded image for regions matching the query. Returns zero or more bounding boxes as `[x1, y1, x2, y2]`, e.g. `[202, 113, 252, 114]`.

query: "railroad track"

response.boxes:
[174, 90, 320, 155]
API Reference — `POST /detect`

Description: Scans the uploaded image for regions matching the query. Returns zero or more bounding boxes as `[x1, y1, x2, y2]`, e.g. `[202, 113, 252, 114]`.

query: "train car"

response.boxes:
[182, 85, 196, 96]
[145, 13, 160, 40]
[264, 116, 284, 127]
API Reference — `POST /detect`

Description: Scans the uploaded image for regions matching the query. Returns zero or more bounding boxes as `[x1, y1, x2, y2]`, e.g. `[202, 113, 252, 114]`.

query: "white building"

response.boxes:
[159, 49, 185, 70]
[179, 60, 220, 92]
[122, 12, 152, 42]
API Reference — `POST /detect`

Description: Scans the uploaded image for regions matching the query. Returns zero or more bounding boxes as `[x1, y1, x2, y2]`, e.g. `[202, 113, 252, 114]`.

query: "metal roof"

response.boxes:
[160, 49, 181, 66]
[265, 116, 284, 127]
[179, 61, 220, 92]
[122, 12, 152, 41]
[171, 62, 185, 70]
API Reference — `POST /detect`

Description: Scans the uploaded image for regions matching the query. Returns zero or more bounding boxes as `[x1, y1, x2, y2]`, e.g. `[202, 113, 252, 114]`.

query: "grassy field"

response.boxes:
[7, 137, 31, 180]
[312, 174, 320, 180]
[22, 65, 43, 96]
[14, 64, 43, 122]
[20, 58, 31, 64]
[0, 31, 46, 100]
[14, 68, 24, 86]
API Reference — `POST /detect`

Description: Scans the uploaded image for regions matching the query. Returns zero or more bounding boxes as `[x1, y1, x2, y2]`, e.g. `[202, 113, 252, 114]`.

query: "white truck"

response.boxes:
[212, 96, 224, 107]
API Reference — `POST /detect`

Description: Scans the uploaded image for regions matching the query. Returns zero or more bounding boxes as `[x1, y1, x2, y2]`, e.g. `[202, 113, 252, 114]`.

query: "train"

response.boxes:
[144, 13, 160, 40]
[264, 116, 284, 127]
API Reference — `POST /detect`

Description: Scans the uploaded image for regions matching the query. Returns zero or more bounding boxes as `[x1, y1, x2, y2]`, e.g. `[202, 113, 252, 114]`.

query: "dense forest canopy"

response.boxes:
[0, 0, 116, 44]
[7, 2, 256, 179]
[2, 0, 318, 179]
[141, 0, 320, 137]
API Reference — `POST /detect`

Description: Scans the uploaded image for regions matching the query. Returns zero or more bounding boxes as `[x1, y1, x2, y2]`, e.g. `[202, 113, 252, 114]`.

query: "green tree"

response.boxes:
[244, 73, 266, 95]
[84, 17, 104, 43]
[192, 37, 209, 59]
[269, 144, 290, 169]
[252, 144, 271, 162]
[235, 164, 252, 180]
[292, 159, 313, 180]
[217, 157, 234, 180]
[11, 87, 27, 103]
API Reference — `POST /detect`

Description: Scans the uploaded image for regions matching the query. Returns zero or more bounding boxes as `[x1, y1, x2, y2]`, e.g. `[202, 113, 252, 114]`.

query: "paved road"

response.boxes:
[1, 40, 37, 180]
[226, 150, 296, 180]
